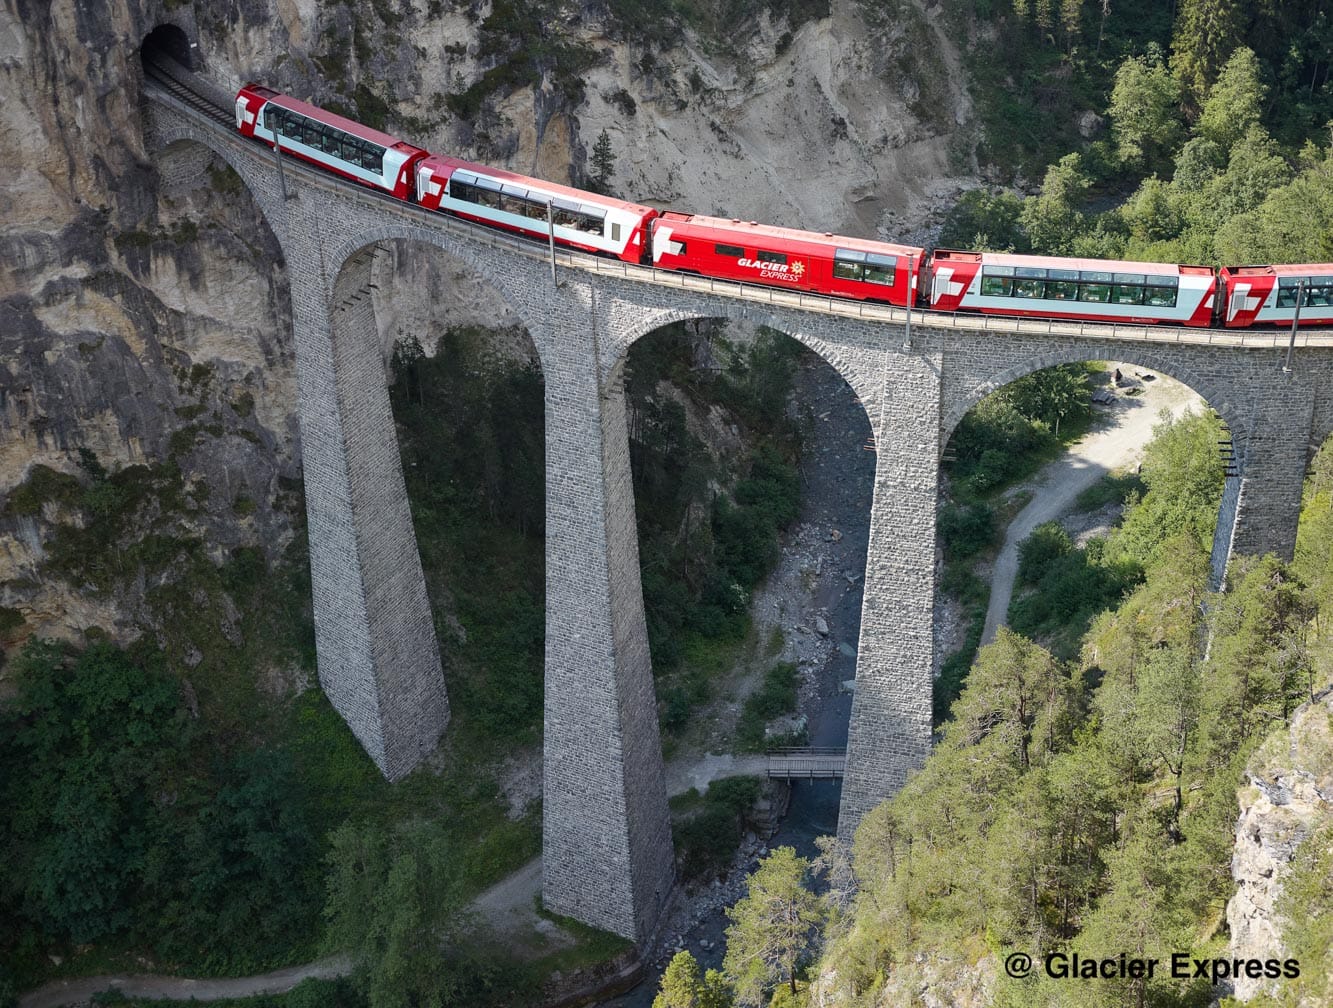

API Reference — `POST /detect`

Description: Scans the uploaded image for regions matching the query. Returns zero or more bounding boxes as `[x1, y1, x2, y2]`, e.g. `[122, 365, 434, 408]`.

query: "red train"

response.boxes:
[235, 84, 1333, 330]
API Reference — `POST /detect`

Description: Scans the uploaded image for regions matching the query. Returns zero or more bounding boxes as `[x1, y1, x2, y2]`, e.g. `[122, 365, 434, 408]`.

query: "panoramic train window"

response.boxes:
[979, 265, 1178, 307]
[833, 249, 895, 284]
[264, 105, 384, 172]
[757, 250, 788, 266]
[863, 252, 897, 285]
[1277, 276, 1333, 307]
[716, 243, 745, 258]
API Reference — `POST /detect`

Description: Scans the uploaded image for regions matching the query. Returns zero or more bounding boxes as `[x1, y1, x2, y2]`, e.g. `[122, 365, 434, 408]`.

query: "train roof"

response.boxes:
[1220, 263, 1333, 279]
[934, 249, 1214, 277]
[421, 154, 658, 216]
[660, 212, 924, 259]
[239, 84, 420, 152]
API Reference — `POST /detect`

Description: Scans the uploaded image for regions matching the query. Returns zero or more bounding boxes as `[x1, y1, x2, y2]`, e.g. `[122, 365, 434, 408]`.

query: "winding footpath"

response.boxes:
[980, 371, 1202, 646]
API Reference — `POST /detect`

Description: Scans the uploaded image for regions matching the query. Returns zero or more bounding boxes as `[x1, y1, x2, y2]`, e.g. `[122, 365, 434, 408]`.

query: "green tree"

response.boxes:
[1107, 51, 1184, 172]
[1007, 364, 1090, 436]
[591, 129, 616, 193]
[1199, 555, 1316, 767]
[1195, 47, 1267, 151]
[323, 819, 465, 1008]
[1020, 153, 1091, 255]
[723, 847, 826, 1005]
[1170, 0, 1245, 108]
[653, 950, 730, 1008]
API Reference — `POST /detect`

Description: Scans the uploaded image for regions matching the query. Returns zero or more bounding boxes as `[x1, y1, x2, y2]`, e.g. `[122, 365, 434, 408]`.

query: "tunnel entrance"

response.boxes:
[141, 24, 195, 73]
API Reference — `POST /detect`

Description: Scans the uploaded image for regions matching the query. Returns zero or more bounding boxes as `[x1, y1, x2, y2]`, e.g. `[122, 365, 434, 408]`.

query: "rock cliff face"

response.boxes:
[0, 0, 973, 661]
[1227, 689, 1333, 1002]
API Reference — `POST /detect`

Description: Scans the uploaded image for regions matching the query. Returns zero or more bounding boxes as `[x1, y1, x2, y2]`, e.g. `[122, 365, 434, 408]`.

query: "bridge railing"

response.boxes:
[765, 747, 847, 780]
[144, 78, 1333, 351]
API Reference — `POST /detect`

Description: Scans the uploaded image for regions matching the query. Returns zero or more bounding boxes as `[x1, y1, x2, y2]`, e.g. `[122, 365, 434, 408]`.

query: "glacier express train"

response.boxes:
[235, 83, 1333, 330]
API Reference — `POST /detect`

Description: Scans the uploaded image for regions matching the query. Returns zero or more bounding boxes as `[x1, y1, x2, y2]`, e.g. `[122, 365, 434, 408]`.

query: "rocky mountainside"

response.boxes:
[1227, 688, 1333, 1003]
[0, 0, 973, 660]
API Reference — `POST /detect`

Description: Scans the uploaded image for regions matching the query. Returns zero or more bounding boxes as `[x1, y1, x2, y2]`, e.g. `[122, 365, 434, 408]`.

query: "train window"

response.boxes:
[1276, 286, 1301, 308]
[716, 243, 745, 258]
[757, 250, 788, 265]
[1145, 274, 1176, 286]
[451, 181, 476, 203]
[1015, 266, 1047, 279]
[864, 252, 897, 285]
[1113, 273, 1146, 285]
[1144, 286, 1177, 307]
[523, 201, 546, 221]
[1078, 283, 1112, 302]
[1013, 278, 1046, 298]
[1112, 285, 1145, 305]
[1080, 270, 1113, 283]
[833, 260, 863, 281]
[611, 222, 621, 241]
[1047, 280, 1078, 300]
[980, 275, 1013, 296]
[1048, 268, 1078, 281]
[986, 265, 1016, 277]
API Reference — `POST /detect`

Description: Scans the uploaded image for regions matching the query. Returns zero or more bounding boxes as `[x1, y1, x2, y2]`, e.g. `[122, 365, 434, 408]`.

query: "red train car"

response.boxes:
[235, 85, 427, 200]
[649, 213, 923, 306]
[929, 250, 1217, 327]
[415, 155, 657, 263]
[1219, 263, 1333, 328]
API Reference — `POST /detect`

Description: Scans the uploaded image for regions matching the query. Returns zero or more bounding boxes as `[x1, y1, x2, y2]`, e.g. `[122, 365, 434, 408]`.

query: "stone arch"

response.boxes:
[141, 23, 197, 72]
[616, 304, 872, 424]
[148, 127, 291, 233]
[941, 347, 1247, 465]
[322, 225, 550, 367]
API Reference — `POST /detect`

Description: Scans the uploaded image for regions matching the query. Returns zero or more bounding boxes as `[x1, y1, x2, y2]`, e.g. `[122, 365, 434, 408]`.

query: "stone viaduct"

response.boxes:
[141, 64, 1333, 944]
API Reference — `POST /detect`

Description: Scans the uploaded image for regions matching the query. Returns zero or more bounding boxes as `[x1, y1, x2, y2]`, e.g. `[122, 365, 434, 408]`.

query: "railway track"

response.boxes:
[144, 60, 234, 127]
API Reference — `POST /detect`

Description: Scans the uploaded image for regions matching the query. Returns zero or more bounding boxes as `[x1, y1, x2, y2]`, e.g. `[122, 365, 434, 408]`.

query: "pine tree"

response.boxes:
[723, 847, 826, 1006]
[591, 129, 616, 194]
[653, 951, 729, 1008]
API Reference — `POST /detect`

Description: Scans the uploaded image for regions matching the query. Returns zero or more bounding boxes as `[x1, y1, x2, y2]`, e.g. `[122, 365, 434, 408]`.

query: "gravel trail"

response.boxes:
[980, 370, 1203, 646]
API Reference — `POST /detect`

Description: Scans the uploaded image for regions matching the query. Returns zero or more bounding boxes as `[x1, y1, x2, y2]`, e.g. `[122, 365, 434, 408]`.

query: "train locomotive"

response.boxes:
[235, 83, 1333, 330]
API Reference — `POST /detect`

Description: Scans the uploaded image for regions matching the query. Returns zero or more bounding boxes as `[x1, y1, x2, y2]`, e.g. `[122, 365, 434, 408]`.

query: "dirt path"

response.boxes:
[980, 369, 1202, 646]
[18, 956, 351, 1008]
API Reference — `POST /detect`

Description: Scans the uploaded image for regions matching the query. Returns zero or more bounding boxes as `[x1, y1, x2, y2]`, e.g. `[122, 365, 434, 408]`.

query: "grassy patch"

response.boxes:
[736, 662, 800, 752]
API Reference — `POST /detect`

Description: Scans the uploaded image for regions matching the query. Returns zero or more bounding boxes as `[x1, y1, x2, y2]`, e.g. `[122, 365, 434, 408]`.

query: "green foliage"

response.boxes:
[1108, 49, 1184, 172]
[938, 502, 997, 561]
[723, 847, 825, 1006]
[945, 365, 1090, 498]
[0, 643, 319, 972]
[1106, 409, 1225, 569]
[672, 777, 764, 880]
[736, 662, 801, 751]
[1195, 47, 1267, 152]
[590, 129, 616, 193]
[1020, 153, 1091, 255]
[1170, 0, 1245, 107]
[389, 328, 545, 744]
[323, 819, 465, 1008]
[3, 464, 83, 517]
[937, 189, 1029, 252]
[626, 324, 804, 731]
[654, 950, 730, 1008]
